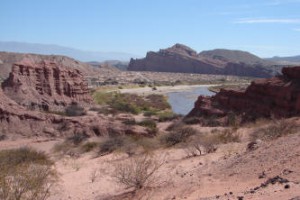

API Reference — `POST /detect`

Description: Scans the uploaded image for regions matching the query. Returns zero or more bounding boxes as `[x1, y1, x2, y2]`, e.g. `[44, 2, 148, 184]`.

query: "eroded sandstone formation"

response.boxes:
[128, 44, 275, 78]
[188, 66, 300, 122]
[2, 59, 92, 111]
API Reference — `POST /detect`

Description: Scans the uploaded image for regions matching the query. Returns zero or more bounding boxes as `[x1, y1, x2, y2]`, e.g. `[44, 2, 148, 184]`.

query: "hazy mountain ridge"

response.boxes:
[199, 49, 275, 66]
[0, 41, 139, 62]
[267, 55, 300, 65]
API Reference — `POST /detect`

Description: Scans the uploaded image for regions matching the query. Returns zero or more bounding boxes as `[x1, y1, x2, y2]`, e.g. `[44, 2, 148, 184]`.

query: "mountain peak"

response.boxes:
[164, 43, 197, 57]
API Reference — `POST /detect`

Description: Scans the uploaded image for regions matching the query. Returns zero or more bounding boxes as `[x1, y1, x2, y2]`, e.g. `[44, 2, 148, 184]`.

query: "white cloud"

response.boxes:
[234, 18, 300, 24]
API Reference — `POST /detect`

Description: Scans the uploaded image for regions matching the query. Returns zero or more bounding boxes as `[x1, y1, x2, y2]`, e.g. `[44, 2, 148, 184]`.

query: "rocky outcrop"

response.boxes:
[188, 66, 300, 122]
[128, 44, 276, 78]
[2, 59, 92, 111]
[0, 51, 101, 80]
[0, 85, 148, 138]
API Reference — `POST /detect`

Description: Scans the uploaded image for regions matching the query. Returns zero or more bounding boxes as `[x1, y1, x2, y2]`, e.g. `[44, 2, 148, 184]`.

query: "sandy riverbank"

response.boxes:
[119, 84, 219, 95]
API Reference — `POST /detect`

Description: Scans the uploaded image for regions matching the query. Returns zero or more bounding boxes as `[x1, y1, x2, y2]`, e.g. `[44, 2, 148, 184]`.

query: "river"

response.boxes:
[119, 84, 215, 116]
[166, 86, 214, 115]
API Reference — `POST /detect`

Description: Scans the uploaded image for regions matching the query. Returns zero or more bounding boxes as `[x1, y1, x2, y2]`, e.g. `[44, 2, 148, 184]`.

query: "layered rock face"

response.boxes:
[0, 52, 101, 80]
[188, 66, 300, 121]
[128, 44, 275, 78]
[2, 59, 92, 111]
[0, 85, 126, 138]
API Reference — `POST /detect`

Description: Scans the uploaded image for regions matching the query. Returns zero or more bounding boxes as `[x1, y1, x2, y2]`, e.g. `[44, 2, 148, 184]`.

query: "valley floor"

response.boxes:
[1, 120, 300, 200]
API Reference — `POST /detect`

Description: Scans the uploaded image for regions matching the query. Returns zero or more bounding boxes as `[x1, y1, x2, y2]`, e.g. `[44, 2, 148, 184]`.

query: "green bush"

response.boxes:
[143, 110, 157, 117]
[158, 112, 180, 122]
[93, 92, 171, 115]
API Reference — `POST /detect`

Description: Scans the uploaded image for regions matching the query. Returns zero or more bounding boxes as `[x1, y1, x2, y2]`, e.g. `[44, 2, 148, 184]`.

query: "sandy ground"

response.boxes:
[119, 84, 219, 95]
[1, 122, 300, 200]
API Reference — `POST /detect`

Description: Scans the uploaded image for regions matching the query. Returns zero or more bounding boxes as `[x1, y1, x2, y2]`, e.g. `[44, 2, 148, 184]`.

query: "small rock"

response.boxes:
[284, 184, 290, 189]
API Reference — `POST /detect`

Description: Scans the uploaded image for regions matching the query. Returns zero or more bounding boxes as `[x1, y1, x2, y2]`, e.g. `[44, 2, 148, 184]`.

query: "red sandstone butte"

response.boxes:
[1, 59, 92, 111]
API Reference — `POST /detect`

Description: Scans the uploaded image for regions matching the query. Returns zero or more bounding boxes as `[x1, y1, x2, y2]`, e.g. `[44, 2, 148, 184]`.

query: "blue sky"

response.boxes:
[1, 0, 300, 57]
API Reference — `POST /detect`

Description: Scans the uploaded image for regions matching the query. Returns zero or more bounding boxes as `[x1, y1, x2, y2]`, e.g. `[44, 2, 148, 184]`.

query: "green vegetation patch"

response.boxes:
[93, 92, 171, 115]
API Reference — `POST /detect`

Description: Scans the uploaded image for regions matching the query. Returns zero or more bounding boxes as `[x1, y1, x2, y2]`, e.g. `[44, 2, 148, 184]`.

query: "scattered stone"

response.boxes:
[258, 171, 266, 179]
[282, 169, 293, 175]
[284, 184, 290, 189]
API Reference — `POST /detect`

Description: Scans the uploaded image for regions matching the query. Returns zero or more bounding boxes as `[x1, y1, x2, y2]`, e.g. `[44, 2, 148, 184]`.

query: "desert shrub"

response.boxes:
[213, 129, 240, 144]
[111, 99, 141, 114]
[138, 119, 157, 129]
[145, 94, 171, 110]
[207, 128, 240, 145]
[161, 126, 198, 146]
[0, 147, 52, 167]
[203, 116, 221, 127]
[93, 91, 115, 105]
[184, 139, 203, 157]
[81, 142, 98, 153]
[122, 119, 137, 126]
[165, 121, 185, 132]
[227, 112, 238, 127]
[183, 117, 200, 125]
[251, 120, 299, 141]
[93, 92, 171, 115]
[158, 112, 181, 122]
[143, 110, 157, 117]
[200, 136, 218, 153]
[0, 134, 6, 141]
[89, 107, 103, 112]
[135, 137, 161, 153]
[65, 102, 86, 116]
[98, 136, 125, 156]
[185, 134, 220, 157]
[66, 132, 89, 145]
[112, 153, 164, 190]
[0, 147, 57, 200]
[184, 129, 240, 157]
[52, 141, 74, 155]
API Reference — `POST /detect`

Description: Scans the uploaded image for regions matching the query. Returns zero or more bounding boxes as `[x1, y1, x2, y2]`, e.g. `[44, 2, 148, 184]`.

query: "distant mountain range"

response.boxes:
[0, 41, 140, 62]
[267, 56, 300, 65]
[128, 44, 290, 78]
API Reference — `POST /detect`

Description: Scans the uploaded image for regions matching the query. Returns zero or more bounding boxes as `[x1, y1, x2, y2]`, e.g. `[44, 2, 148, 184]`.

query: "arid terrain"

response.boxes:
[0, 53, 299, 200]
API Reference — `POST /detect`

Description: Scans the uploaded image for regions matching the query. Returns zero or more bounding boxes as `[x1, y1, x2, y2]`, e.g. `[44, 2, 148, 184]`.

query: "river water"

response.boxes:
[166, 86, 214, 115]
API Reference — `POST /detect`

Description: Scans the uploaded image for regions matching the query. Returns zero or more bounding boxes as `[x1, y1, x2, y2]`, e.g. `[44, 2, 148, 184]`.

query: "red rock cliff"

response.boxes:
[1, 59, 92, 111]
[188, 66, 300, 121]
[128, 44, 275, 78]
